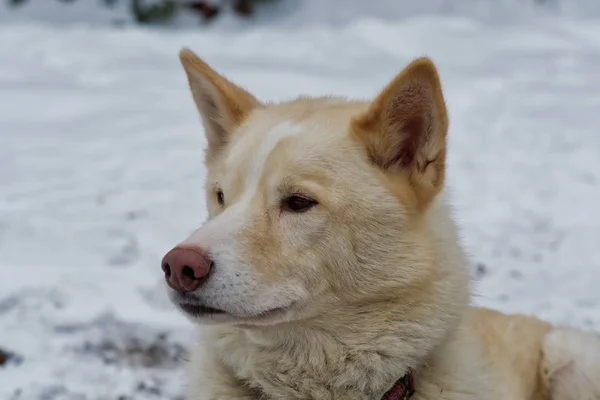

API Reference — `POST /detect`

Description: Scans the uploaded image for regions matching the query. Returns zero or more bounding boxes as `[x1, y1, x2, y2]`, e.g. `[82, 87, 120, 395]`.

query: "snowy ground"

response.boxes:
[1, 3, 600, 400]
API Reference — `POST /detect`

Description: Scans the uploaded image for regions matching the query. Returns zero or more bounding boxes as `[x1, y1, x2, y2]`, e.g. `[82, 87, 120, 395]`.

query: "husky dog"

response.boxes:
[161, 49, 600, 400]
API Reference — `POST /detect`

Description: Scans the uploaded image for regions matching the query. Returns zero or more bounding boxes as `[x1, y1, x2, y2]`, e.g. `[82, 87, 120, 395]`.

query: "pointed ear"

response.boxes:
[352, 57, 449, 209]
[179, 48, 261, 159]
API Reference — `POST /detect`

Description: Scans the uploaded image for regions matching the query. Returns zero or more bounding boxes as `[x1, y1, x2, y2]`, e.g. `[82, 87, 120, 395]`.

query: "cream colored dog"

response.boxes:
[160, 48, 600, 400]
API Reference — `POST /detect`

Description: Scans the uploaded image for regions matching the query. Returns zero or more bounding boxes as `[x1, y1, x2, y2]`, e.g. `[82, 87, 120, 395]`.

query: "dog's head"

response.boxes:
[162, 49, 467, 328]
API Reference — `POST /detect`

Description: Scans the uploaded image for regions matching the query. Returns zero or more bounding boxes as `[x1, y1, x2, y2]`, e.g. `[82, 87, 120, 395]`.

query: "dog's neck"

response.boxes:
[211, 297, 467, 400]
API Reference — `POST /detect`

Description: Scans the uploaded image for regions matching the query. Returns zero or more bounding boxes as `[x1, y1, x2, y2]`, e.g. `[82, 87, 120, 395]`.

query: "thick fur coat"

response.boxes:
[161, 49, 600, 400]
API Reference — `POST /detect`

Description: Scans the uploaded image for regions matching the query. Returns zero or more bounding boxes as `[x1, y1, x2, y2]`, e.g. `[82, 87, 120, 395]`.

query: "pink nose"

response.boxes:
[161, 247, 212, 292]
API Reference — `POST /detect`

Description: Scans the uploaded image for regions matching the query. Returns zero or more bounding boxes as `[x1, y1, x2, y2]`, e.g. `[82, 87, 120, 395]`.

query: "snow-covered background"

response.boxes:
[1, 1, 599, 399]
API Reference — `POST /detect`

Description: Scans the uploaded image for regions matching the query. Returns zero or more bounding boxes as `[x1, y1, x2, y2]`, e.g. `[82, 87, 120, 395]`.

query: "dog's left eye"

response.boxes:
[216, 190, 225, 206]
[283, 195, 318, 213]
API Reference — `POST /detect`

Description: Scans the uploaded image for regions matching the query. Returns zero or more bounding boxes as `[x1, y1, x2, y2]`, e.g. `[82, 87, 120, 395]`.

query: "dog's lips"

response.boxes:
[173, 294, 294, 322]
[178, 302, 227, 316]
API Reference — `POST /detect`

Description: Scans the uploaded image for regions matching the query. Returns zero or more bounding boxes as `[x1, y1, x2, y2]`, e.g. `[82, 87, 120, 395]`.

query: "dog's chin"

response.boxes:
[171, 294, 296, 327]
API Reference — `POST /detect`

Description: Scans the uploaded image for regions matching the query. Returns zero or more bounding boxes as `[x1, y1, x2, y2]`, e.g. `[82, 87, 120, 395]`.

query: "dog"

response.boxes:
[160, 48, 600, 400]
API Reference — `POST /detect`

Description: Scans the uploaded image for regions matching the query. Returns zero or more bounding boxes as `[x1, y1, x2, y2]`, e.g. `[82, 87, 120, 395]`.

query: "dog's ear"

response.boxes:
[179, 48, 260, 160]
[352, 57, 448, 209]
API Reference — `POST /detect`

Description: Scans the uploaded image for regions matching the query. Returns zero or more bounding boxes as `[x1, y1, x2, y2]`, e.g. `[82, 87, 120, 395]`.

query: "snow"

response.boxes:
[3, 0, 600, 28]
[1, 1, 600, 399]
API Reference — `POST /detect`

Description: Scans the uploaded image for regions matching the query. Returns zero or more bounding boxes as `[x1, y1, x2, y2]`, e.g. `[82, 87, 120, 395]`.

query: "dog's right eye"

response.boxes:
[216, 190, 225, 206]
[283, 195, 318, 213]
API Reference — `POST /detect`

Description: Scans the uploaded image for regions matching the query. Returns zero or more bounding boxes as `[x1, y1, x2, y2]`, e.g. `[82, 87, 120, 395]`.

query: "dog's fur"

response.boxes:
[165, 49, 600, 400]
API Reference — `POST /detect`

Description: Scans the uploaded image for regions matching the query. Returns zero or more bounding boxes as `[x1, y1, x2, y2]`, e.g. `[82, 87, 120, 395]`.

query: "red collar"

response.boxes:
[381, 369, 415, 400]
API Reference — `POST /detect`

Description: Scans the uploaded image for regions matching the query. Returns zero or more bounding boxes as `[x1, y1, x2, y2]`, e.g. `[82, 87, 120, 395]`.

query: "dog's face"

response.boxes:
[162, 49, 451, 327]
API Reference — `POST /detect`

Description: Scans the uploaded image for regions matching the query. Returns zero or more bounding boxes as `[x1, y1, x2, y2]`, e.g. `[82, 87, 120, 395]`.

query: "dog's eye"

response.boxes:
[216, 190, 225, 206]
[283, 195, 318, 213]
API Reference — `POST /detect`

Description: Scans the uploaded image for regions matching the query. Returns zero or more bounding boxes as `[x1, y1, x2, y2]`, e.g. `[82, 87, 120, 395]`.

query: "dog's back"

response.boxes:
[470, 308, 600, 400]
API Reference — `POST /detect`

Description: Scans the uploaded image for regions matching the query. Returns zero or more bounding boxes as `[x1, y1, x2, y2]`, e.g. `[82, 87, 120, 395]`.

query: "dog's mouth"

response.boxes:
[173, 294, 294, 325]
[178, 302, 227, 316]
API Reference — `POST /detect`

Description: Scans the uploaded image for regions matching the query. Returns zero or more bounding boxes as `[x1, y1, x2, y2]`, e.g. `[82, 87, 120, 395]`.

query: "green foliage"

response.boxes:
[131, 0, 177, 24]
[5, 0, 285, 23]
[7, 0, 27, 6]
